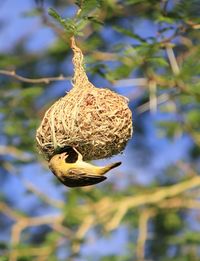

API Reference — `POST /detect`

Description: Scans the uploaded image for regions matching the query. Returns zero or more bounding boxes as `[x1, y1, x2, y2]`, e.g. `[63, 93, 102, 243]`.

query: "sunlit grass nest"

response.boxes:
[36, 37, 132, 161]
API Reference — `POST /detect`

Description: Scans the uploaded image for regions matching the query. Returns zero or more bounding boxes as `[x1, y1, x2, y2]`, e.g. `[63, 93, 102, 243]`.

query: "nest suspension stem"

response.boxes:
[70, 36, 93, 89]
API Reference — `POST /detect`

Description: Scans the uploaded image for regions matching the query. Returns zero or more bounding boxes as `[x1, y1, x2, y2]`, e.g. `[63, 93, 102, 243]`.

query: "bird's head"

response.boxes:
[49, 152, 68, 169]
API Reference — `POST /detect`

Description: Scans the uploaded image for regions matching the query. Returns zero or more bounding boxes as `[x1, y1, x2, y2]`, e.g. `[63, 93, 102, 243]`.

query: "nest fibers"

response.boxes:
[36, 37, 133, 161]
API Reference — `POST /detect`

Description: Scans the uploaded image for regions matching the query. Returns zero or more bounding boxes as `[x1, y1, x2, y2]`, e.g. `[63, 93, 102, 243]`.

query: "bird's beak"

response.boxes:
[61, 152, 68, 161]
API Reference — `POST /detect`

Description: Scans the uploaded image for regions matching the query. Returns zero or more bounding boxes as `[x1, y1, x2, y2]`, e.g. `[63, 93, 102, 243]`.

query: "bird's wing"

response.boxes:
[59, 168, 107, 187]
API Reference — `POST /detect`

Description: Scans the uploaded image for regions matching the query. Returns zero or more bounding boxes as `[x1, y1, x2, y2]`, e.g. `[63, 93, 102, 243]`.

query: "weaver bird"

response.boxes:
[49, 148, 121, 187]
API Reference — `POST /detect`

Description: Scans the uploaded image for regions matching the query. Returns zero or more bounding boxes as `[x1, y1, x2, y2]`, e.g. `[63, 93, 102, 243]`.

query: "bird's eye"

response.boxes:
[58, 156, 61, 159]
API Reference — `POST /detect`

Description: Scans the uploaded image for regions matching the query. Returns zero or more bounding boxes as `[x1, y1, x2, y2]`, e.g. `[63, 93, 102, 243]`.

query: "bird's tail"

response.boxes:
[100, 162, 121, 175]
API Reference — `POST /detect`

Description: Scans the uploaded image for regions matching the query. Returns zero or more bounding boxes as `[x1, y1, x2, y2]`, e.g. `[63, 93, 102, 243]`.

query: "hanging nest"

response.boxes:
[36, 37, 133, 161]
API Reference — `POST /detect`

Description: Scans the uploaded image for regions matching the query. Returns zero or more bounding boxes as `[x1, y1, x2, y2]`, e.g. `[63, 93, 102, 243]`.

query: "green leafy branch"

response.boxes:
[48, 1, 103, 37]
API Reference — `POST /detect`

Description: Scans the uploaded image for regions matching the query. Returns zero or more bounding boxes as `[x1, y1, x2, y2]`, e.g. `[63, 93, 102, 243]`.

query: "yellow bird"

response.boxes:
[49, 148, 121, 187]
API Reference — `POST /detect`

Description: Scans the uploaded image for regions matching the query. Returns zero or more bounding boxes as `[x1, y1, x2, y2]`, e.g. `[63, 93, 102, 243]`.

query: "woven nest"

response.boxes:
[36, 37, 132, 161]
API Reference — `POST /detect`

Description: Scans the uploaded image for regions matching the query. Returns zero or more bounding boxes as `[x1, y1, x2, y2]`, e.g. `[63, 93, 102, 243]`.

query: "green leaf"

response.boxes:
[75, 0, 82, 8]
[77, 0, 102, 17]
[186, 110, 200, 127]
[87, 16, 104, 25]
[48, 8, 74, 33]
[22, 8, 42, 17]
[126, 0, 146, 4]
[48, 8, 62, 22]
[147, 57, 169, 68]
[156, 14, 175, 24]
[114, 26, 146, 42]
[76, 19, 90, 32]
[158, 121, 182, 138]
[21, 87, 42, 98]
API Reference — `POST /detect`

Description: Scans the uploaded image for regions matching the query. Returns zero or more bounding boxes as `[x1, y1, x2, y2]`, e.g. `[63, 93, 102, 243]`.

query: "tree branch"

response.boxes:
[0, 70, 71, 84]
[95, 175, 200, 231]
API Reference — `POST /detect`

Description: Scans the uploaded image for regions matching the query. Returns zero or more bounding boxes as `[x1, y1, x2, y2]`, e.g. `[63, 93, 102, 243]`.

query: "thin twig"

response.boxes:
[24, 181, 65, 208]
[166, 46, 180, 75]
[114, 77, 148, 88]
[149, 80, 157, 113]
[0, 145, 34, 162]
[0, 202, 24, 221]
[137, 93, 170, 114]
[105, 204, 129, 231]
[0, 70, 71, 84]
[10, 214, 63, 245]
[136, 208, 155, 261]
[71, 215, 94, 254]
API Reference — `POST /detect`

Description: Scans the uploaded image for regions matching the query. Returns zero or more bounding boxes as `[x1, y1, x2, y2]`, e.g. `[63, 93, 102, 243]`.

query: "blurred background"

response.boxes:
[0, 0, 200, 260]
